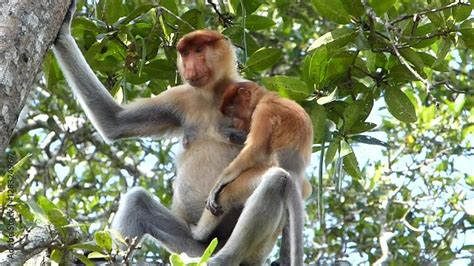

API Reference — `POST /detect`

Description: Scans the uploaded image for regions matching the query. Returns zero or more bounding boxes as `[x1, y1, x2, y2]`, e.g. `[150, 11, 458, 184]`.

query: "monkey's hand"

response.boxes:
[206, 185, 224, 216]
[55, 0, 77, 43]
[190, 224, 209, 242]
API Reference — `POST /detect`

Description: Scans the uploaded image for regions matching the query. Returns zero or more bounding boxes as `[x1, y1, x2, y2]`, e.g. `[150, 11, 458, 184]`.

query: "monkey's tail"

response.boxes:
[284, 172, 305, 266]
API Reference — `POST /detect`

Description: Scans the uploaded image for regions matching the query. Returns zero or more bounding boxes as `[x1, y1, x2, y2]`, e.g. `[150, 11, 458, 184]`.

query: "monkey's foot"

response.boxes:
[206, 186, 225, 216]
[190, 224, 209, 241]
[206, 196, 223, 216]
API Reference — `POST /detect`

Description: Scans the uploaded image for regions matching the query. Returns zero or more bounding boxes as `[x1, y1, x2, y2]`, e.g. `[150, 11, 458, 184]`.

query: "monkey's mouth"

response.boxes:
[188, 75, 208, 86]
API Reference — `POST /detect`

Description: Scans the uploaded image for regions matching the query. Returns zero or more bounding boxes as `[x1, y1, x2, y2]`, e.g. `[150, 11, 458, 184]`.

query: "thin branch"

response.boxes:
[157, 7, 195, 31]
[10, 120, 51, 143]
[390, 0, 470, 25]
[207, 0, 233, 27]
[362, 0, 434, 93]
[75, 202, 118, 222]
[388, 32, 433, 93]
[2, 225, 82, 265]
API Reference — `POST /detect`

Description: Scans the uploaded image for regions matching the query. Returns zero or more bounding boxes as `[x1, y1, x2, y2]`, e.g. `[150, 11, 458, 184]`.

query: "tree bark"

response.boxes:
[0, 0, 70, 155]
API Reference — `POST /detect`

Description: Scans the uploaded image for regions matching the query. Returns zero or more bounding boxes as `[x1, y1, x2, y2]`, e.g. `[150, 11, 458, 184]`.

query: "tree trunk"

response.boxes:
[0, 0, 70, 155]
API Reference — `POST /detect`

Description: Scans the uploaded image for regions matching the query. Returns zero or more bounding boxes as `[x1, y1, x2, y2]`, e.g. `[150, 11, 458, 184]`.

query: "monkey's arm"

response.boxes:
[52, 2, 183, 141]
[206, 113, 273, 215]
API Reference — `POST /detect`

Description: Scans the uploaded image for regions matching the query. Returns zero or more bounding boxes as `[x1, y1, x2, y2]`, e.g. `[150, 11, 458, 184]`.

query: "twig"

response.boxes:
[240, 0, 248, 63]
[388, 31, 433, 93]
[157, 7, 195, 31]
[373, 199, 393, 266]
[361, 0, 434, 93]
[207, 0, 233, 27]
[390, 0, 470, 25]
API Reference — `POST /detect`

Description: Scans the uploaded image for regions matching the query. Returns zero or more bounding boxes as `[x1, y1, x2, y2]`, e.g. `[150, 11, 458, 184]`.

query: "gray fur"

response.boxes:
[52, 3, 304, 264]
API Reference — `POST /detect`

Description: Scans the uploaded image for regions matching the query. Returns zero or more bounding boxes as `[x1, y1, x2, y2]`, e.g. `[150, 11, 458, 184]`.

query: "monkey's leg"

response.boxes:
[209, 167, 298, 265]
[111, 187, 206, 257]
[193, 165, 268, 241]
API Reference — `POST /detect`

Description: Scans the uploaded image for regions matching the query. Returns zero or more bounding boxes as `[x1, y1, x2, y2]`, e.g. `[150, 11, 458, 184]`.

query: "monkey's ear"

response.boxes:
[237, 87, 251, 99]
[220, 85, 240, 114]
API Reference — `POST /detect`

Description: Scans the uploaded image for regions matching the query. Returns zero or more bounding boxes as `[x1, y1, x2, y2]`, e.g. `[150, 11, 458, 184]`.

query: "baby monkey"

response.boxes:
[191, 81, 313, 243]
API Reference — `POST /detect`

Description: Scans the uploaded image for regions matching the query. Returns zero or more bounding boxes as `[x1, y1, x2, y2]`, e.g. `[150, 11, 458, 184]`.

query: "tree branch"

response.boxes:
[1, 225, 83, 265]
[390, 0, 470, 25]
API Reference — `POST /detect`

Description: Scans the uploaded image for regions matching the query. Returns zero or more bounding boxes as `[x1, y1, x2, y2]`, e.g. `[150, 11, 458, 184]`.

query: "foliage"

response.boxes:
[1, 0, 473, 264]
[170, 238, 217, 266]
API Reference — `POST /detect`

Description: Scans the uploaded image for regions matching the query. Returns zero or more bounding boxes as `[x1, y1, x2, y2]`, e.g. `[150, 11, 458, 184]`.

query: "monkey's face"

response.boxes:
[179, 45, 212, 87]
[177, 30, 227, 88]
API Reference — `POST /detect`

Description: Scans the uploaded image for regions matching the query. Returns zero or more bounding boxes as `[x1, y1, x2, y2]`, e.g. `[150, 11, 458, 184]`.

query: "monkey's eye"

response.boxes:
[195, 46, 204, 53]
[182, 50, 190, 56]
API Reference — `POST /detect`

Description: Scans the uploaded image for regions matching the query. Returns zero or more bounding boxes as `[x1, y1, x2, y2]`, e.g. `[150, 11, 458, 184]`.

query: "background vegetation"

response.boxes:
[1, 0, 473, 264]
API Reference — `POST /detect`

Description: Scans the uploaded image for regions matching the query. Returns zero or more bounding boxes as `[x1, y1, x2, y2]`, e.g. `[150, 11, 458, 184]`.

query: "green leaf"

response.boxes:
[349, 122, 377, 134]
[74, 253, 94, 266]
[170, 253, 185, 266]
[38, 196, 56, 213]
[246, 48, 282, 71]
[69, 243, 105, 253]
[436, 248, 455, 262]
[47, 209, 69, 228]
[343, 149, 360, 178]
[51, 249, 64, 263]
[427, 11, 444, 27]
[308, 46, 328, 88]
[453, 94, 466, 115]
[200, 238, 218, 263]
[88, 252, 109, 259]
[343, 99, 372, 132]
[350, 135, 388, 147]
[245, 15, 275, 31]
[355, 27, 370, 50]
[453, 4, 472, 22]
[312, 0, 352, 24]
[8, 154, 31, 176]
[417, 52, 449, 72]
[389, 64, 418, 82]
[399, 48, 424, 72]
[114, 4, 156, 27]
[94, 231, 113, 253]
[326, 51, 357, 81]
[325, 140, 339, 166]
[384, 87, 417, 123]
[368, 0, 396, 16]
[343, 100, 365, 132]
[460, 19, 474, 49]
[222, 26, 260, 55]
[408, 23, 438, 48]
[467, 175, 474, 187]
[161, 0, 179, 15]
[366, 51, 377, 73]
[72, 17, 107, 34]
[311, 104, 327, 144]
[14, 200, 34, 221]
[42, 52, 62, 92]
[104, 0, 127, 24]
[308, 27, 356, 51]
[261, 76, 310, 101]
[341, 0, 364, 17]
[434, 38, 451, 69]
[230, 0, 263, 15]
[179, 9, 204, 34]
[143, 59, 177, 80]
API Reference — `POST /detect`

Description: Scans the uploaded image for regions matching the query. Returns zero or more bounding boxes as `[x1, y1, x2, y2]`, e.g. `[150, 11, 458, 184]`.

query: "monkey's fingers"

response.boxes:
[206, 198, 224, 216]
[55, 0, 77, 43]
[64, 0, 77, 23]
